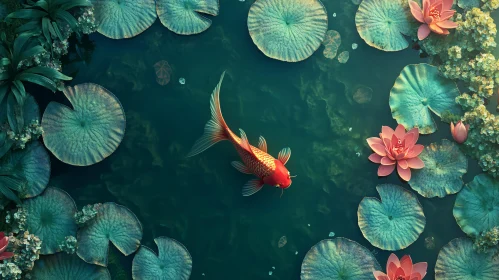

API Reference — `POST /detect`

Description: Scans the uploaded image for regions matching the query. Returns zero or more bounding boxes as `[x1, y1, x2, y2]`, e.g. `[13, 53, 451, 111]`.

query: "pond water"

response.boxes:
[36, 0, 486, 279]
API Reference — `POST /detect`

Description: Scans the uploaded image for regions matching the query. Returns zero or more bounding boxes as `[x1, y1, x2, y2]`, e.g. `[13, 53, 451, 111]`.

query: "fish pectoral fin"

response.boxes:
[239, 129, 255, 155]
[278, 147, 291, 165]
[242, 179, 264, 196]
[231, 161, 251, 174]
[258, 136, 267, 152]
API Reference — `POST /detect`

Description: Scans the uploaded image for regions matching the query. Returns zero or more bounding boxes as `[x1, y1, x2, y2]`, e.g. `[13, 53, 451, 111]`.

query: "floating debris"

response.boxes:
[328, 232, 335, 237]
[333, 13, 337, 17]
[307, 223, 311, 227]
[338, 51, 350, 63]
[269, 271, 273, 276]
[153, 60, 172, 86]
[356, 152, 361, 157]
[322, 30, 341, 59]
[352, 43, 358, 50]
[348, 127, 352, 131]
[295, 251, 298, 255]
[425, 236, 435, 249]
[352, 86, 373, 104]
[202, 273, 205, 276]
[179, 77, 186, 85]
[278, 236, 287, 248]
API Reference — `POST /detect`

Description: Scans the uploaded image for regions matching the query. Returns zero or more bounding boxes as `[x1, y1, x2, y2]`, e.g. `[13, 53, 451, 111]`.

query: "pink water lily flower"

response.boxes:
[367, 124, 425, 181]
[409, 0, 458, 40]
[0, 232, 14, 261]
[450, 121, 469, 144]
[374, 253, 428, 280]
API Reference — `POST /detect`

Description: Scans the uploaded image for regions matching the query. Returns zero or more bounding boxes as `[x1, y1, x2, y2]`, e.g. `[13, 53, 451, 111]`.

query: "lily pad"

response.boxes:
[358, 184, 426, 251]
[132, 237, 192, 280]
[301, 238, 381, 279]
[24, 187, 77, 255]
[77, 202, 143, 267]
[435, 238, 499, 280]
[458, 0, 480, 9]
[156, 0, 219, 35]
[389, 64, 461, 134]
[248, 0, 328, 62]
[32, 253, 111, 280]
[355, 0, 414, 51]
[92, 0, 157, 39]
[154, 60, 173, 86]
[352, 85, 373, 104]
[42, 83, 126, 166]
[409, 139, 467, 198]
[322, 30, 341, 59]
[338, 51, 350, 63]
[0, 141, 50, 198]
[453, 174, 499, 237]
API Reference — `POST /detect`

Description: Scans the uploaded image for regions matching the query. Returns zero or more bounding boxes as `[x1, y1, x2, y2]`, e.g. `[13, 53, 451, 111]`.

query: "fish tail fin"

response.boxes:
[187, 72, 229, 157]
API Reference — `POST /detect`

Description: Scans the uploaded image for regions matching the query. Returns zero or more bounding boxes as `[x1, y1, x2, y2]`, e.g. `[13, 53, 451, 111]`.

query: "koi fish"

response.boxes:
[187, 72, 294, 196]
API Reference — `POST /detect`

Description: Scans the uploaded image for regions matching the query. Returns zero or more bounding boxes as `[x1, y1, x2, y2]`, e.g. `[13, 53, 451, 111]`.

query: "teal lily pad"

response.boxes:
[132, 237, 192, 280]
[358, 184, 426, 251]
[355, 0, 414, 51]
[42, 83, 125, 166]
[32, 253, 111, 280]
[389, 64, 461, 134]
[92, 0, 157, 39]
[453, 174, 499, 237]
[77, 202, 143, 267]
[156, 0, 219, 35]
[24, 187, 77, 254]
[409, 139, 467, 198]
[435, 238, 499, 280]
[0, 141, 50, 198]
[458, 0, 480, 9]
[301, 237, 381, 279]
[247, 0, 328, 62]
[322, 30, 341, 59]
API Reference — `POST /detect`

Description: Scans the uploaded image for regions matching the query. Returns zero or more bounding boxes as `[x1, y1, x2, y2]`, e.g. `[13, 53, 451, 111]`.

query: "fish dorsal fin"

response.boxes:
[239, 129, 254, 155]
[242, 179, 264, 196]
[231, 161, 251, 174]
[258, 136, 267, 152]
[278, 147, 291, 165]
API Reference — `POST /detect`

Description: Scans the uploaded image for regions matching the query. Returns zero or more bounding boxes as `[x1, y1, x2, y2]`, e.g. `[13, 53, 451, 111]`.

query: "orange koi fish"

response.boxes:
[187, 72, 294, 196]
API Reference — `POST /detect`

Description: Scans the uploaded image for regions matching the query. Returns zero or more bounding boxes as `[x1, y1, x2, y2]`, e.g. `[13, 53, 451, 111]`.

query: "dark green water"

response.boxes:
[43, 0, 483, 279]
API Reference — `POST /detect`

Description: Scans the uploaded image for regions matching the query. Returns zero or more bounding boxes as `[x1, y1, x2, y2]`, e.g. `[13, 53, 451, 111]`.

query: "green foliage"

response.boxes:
[474, 226, 499, 254]
[7, 231, 42, 272]
[58, 235, 77, 254]
[5, 206, 27, 234]
[74, 203, 101, 227]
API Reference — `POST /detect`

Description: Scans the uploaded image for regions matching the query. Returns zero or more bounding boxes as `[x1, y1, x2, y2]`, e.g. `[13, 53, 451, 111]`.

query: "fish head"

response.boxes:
[270, 159, 292, 189]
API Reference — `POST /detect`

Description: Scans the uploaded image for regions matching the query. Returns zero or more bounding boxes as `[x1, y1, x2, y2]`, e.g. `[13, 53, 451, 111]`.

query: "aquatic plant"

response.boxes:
[0, 262, 22, 280]
[373, 253, 427, 280]
[132, 237, 192, 280]
[473, 226, 499, 254]
[337, 51, 350, 63]
[355, 0, 414, 51]
[247, 0, 328, 62]
[7, 231, 42, 271]
[58, 235, 77, 254]
[92, 0, 156, 39]
[74, 203, 101, 226]
[435, 237, 499, 279]
[322, 30, 341, 60]
[351, 85, 373, 104]
[77, 202, 142, 266]
[31, 253, 111, 279]
[23, 187, 77, 254]
[358, 184, 426, 250]
[409, 139, 467, 198]
[0, 232, 14, 260]
[453, 174, 499, 237]
[153, 60, 172, 86]
[157, 0, 219, 35]
[367, 124, 424, 181]
[41, 83, 125, 166]
[409, 0, 458, 40]
[300, 238, 381, 279]
[5, 207, 27, 234]
[450, 121, 469, 144]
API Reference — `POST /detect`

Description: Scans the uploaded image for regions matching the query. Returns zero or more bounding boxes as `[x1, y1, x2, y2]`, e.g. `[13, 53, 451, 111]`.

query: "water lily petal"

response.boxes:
[437, 20, 458, 29]
[373, 271, 390, 280]
[440, 10, 455, 21]
[412, 262, 427, 279]
[396, 153, 406, 160]
[369, 153, 382, 163]
[0, 252, 14, 260]
[429, 23, 445, 34]
[407, 144, 424, 158]
[409, 1, 425, 23]
[397, 164, 412, 181]
[378, 165, 396, 177]
[371, 144, 388, 156]
[394, 124, 406, 139]
[394, 266, 407, 278]
[367, 137, 383, 147]
[381, 126, 395, 140]
[417, 24, 431, 40]
[404, 133, 415, 150]
[381, 157, 395, 165]
[443, 0, 454, 10]
[383, 137, 392, 151]
[423, 0, 431, 18]
[387, 253, 400, 277]
[407, 157, 425, 169]
[400, 255, 413, 276]
[398, 159, 409, 169]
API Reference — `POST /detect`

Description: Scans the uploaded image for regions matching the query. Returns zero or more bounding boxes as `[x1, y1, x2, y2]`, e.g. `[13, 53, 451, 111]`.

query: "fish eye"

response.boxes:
[287, 171, 290, 175]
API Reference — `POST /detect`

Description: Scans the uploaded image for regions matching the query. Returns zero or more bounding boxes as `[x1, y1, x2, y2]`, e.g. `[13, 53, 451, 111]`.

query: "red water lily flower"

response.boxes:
[367, 124, 425, 181]
[409, 0, 458, 40]
[0, 232, 14, 260]
[374, 253, 427, 280]
[450, 121, 469, 144]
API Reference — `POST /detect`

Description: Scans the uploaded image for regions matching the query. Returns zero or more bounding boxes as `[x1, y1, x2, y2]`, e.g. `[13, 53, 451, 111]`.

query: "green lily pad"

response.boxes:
[77, 202, 143, 267]
[248, 0, 328, 62]
[156, 0, 219, 35]
[409, 139, 467, 198]
[355, 0, 414, 51]
[453, 174, 499, 237]
[301, 237, 381, 279]
[322, 30, 341, 59]
[435, 238, 499, 280]
[92, 0, 157, 39]
[358, 184, 426, 251]
[24, 187, 77, 254]
[458, 0, 480, 9]
[32, 253, 111, 280]
[0, 141, 50, 198]
[132, 237, 192, 280]
[389, 64, 461, 134]
[338, 51, 350, 63]
[42, 83, 126, 166]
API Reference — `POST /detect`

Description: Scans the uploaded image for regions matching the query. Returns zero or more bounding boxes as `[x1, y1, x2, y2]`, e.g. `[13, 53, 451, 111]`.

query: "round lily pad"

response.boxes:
[24, 187, 77, 255]
[248, 0, 328, 62]
[32, 253, 111, 280]
[358, 184, 426, 251]
[435, 238, 499, 280]
[453, 174, 499, 237]
[77, 202, 143, 267]
[92, 0, 157, 39]
[458, 0, 480, 9]
[355, 0, 414, 51]
[301, 238, 381, 279]
[389, 64, 461, 134]
[409, 139, 467, 198]
[338, 51, 350, 63]
[0, 141, 50, 198]
[42, 83, 125, 166]
[352, 85, 373, 104]
[322, 30, 341, 59]
[156, 0, 219, 35]
[132, 237, 192, 280]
